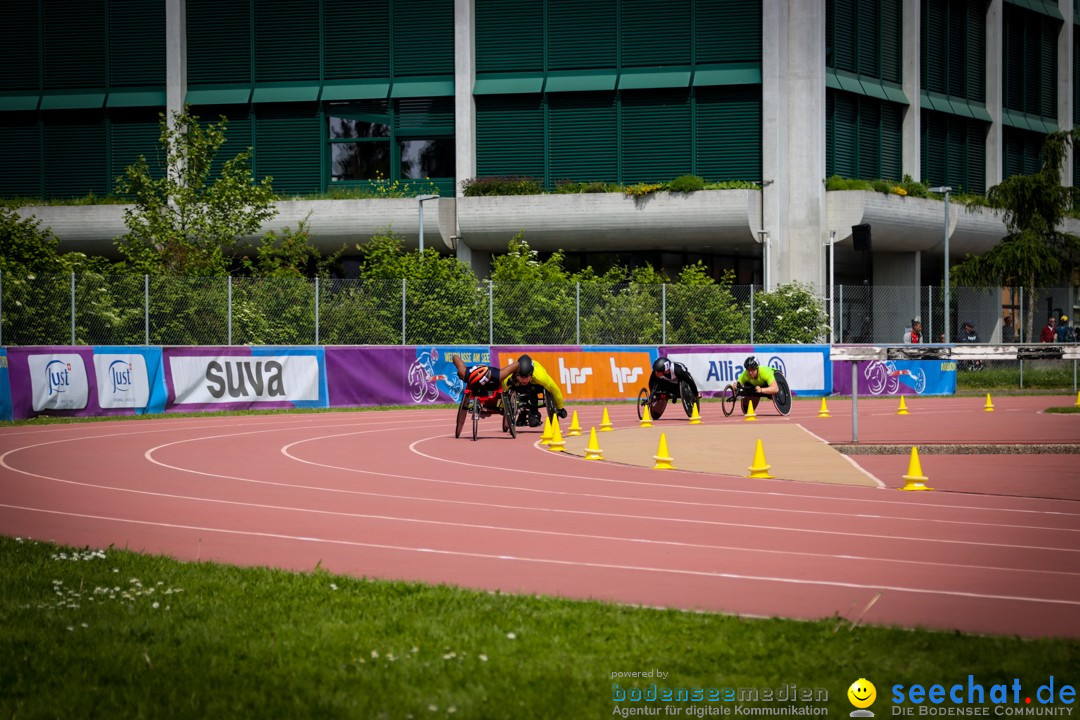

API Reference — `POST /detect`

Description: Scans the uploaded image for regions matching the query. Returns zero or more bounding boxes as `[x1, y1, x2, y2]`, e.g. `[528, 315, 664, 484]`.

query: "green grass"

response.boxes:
[1, 536, 1077, 719]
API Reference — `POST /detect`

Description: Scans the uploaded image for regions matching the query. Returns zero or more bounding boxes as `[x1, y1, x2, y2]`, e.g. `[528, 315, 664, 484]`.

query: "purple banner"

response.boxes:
[831, 359, 956, 396]
[6, 346, 107, 420]
[326, 347, 415, 407]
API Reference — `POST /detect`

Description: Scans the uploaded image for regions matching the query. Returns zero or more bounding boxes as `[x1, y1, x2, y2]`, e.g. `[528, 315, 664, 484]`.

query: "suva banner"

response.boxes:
[660, 345, 830, 397]
[164, 346, 327, 411]
[492, 347, 656, 401]
[831, 359, 957, 396]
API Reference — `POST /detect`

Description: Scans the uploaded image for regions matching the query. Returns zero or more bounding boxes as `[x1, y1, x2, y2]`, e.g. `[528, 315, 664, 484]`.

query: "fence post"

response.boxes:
[144, 275, 149, 346]
[576, 282, 580, 345]
[314, 276, 320, 345]
[661, 283, 667, 346]
[749, 285, 755, 344]
[71, 272, 76, 345]
[927, 285, 933, 343]
[401, 278, 406, 345]
[488, 280, 493, 345]
[838, 285, 843, 342]
[227, 276, 233, 346]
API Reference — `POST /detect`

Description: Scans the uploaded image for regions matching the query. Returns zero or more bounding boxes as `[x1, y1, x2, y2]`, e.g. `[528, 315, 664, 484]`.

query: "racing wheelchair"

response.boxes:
[455, 385, 518, 441]
[511, 384, 556, 427]
[720, 371, 792, 417]
[636, 380, 698, 421]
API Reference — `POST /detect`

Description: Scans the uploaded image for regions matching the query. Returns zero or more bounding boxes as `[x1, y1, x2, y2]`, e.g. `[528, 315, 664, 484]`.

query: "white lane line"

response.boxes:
[4, 502, 1079, 608]
[797, 423, 888, 489]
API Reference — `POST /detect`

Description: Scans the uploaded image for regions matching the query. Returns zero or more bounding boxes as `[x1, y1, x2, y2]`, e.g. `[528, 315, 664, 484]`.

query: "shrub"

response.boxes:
[461, 176, 543, 197]
[667, 174, 706, 193]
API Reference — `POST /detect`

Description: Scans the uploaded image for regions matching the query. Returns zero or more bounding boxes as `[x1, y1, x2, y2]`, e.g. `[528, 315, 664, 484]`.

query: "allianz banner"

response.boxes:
[492, 346, 656, 400]
[163, 347, 327, 411]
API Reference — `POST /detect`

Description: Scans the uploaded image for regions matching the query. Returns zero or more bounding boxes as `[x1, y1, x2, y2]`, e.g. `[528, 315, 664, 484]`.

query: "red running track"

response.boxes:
[1, 397, 1078, 639]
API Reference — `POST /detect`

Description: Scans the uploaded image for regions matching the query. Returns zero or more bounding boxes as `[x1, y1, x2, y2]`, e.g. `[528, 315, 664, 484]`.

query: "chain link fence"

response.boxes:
[2, 273, 1076, 392]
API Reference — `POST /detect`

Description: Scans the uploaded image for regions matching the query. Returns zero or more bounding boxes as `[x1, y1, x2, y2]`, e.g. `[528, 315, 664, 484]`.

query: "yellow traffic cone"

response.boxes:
[899, 447, 933, 491]
[689, 402, 702, 424]
[548, 417, 565, 452]
[1074, 391, 1079, 408]
[897, 396, 909, 415]
[817, 397, 830, 418]
[599, 407, 614, 432]
[567, 410, 582, 436]
[640, 404, 653, 428]
[652, 433, 675, 470]
[747, 438, 774, 479]
[983, 393, 995, 412]
[583, 427, 604, 461]
[744, 399, 758, 422]
[540, 415, 553, 445]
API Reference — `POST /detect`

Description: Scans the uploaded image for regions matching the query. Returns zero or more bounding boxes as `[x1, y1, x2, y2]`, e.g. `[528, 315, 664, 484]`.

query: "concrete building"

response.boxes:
[1, 0, 1076, 301]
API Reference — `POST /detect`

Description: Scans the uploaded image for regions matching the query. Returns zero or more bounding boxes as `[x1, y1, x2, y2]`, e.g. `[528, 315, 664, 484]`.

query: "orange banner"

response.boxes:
[496, 350, 654, 401]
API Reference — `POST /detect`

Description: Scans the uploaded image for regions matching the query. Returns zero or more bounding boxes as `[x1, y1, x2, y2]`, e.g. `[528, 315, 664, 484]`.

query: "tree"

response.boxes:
[952, 130, 1080, 341]
[115, 108, 277, 276]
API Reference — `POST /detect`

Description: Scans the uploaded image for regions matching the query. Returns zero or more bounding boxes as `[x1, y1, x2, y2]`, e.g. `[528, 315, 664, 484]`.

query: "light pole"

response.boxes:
[417, 194, 440, 255]
[929, 186, 952, 342]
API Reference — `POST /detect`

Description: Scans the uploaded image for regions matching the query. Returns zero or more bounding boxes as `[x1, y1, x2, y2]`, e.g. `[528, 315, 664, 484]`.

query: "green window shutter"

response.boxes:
[43, 0, 106, 89]
[1039, 16, 1058, 118]
[109, 114, 163, 195]
[857, 0, 880, 78]
[548, 0, 617, 70]
[622, 0, 690, 67]
[880, 0, 902, 83]
[696, 0, 761, 65]
[1003, 5, 1024, 111]
[966, 0, 986, 103]
[0, 115, 42, 197]
[109, 0, 165, 87]
[254, 108, 322, 194]
[857, 97, 881, 179]
[1024, 16, 1041, 115]
[922, 110, 948, 187]
[831, 0, 857, 72]
[0, 2, 40, 91]
[325, 0, 390, 79]
[922, 1, 945, 93]
[548, 92, 618, 184]
[965, 119, 987, 194]
[695, 86, 761, 182]
[187, 0, 251, 85]
[948, 1, 967, 97]
[475, 0, 542, 73]
[396, 97, 455, 133]
[831, 90, 859, 177]
[826, 91, 836, 176]
[880, 101, 902, 181]
[44, 118, 108, 198]
[254, 0, 319, 83]
[393, 0, 453, 76]
[1075, 27, 1080, 126]
[620, 89, 691, 183]
[475, 95, 545, 180]
[945, 115, 966, 188]
[1003, 127, 1024, 179]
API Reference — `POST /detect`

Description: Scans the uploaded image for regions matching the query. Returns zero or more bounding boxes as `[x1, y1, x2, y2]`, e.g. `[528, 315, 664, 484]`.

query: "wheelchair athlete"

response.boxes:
[649, 356, 700, 405]
[503, 354, 567, 427]
[728, 355, 779, 415]
[451, 355, 519, 413]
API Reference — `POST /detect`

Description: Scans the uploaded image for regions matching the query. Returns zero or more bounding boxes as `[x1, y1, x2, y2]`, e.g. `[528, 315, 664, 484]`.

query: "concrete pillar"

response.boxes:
[873, 252, 923, 343]
[1059, 0, 1073, 184]
[165, 0, 186, 121]
[985, 0, 1003, 188]
[454, 0, 476, 198]
[902, 0, 921, 181]
[762, 0, 826, 291]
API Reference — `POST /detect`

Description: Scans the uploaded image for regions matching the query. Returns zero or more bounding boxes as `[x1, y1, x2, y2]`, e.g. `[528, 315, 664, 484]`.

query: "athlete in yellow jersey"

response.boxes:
[728, 355, 779, 415]
[504, 354, 567, 427]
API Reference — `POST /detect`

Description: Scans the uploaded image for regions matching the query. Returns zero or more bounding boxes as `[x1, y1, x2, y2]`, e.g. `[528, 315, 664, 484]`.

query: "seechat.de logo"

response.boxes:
[849, 678, 877, 718]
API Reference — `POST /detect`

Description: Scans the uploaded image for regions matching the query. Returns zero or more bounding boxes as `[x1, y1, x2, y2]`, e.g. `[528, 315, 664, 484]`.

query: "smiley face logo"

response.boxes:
[848, 678, 877, 709]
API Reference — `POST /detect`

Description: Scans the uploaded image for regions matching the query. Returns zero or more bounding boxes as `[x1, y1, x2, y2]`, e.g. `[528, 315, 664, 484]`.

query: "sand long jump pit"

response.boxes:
[558, 423, 882, 487]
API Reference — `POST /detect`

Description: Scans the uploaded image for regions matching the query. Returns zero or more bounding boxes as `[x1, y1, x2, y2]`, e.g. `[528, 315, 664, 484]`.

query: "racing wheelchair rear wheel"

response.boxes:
[455, 394, 469, 438]
[772, 372, 792, 416]
[721, 386, 737, 417]
[502, 391, 518, 438]
[471, 397, 480, 441]
[679, 380, 696, 418]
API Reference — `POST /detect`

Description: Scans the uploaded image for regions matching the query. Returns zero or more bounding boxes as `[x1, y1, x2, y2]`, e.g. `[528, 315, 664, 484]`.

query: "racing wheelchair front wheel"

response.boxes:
[721, 386, 737, 417]
[636, 388, 649, 420]
[772, 372, 792, 416]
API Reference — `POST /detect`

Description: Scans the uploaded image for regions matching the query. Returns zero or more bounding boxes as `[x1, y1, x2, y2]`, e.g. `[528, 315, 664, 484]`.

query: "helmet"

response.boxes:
[516, 355, 534, 378]
[652, 357, 670, 374]
[467, 366, 491, 386]
[1062, 316, 1069, 323]
[744, 356, 759, 370]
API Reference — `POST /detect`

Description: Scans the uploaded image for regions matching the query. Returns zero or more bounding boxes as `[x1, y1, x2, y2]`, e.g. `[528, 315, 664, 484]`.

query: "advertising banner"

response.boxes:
[492, 346, 656, 401]
[831, 359, 956, 396]
[326, 346, 488, 407]
[0, 349, 11, 421]
[92, 346, 167, 414]
[660, 345, 830, 397]
[164, 346, 327, 411]
[7, 347, 94, 419]
[658, 345, 754, 397]
[405, 346, 485, 405]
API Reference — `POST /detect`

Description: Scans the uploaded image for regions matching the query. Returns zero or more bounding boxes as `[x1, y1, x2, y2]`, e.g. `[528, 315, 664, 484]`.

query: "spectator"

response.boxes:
[957, 321, 982, 370]
[1057, 315, 1075, 343]
[1001, 315, 1015, 343]
[903, 317, 922, 344]
[1040, 316, 1057, 343]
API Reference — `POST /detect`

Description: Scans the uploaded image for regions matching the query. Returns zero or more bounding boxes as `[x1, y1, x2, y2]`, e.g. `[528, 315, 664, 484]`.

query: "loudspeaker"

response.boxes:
[852, 224, 872, 251]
